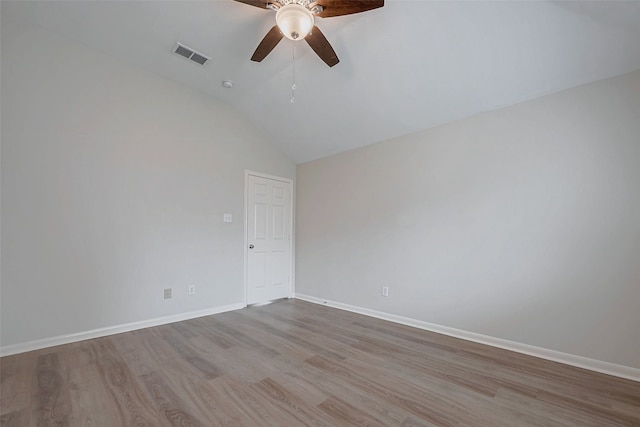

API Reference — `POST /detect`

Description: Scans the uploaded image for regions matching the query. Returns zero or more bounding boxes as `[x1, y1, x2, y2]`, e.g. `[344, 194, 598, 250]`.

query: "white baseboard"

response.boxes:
[0, 302, 245, 357]
[294, 293, 640, 382]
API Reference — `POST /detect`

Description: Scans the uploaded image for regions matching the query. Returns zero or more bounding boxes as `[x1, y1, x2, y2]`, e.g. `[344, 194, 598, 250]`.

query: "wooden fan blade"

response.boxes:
[233, 0, 270, 10]
[305, 26, 339, 67]
[315, 0, 384, 18]
[251, 25, 284, 62]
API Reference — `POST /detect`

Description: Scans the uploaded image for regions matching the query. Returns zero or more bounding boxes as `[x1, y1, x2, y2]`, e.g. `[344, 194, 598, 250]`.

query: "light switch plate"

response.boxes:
[223, 213, 232, 223]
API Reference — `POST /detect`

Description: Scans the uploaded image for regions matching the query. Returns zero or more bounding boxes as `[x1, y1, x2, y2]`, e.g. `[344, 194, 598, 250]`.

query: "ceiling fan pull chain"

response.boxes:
[291, 43, 297, 103]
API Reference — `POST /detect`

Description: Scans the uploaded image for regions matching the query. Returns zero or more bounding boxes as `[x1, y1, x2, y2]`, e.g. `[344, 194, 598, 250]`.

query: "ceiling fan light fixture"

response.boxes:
[276, 3, 314, 41]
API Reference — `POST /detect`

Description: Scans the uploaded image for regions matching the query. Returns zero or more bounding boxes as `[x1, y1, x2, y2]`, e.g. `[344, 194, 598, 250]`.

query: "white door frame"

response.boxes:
[244, 170, 295, 306]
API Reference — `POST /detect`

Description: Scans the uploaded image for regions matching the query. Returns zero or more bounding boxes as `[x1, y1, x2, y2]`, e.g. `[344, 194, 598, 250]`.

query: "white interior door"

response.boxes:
[246, 173, 293, 304]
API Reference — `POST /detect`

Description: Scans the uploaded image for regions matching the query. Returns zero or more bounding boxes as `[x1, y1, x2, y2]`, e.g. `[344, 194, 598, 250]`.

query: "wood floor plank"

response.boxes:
[226, 310, 348, 362]
[156, 357, 245, 426]
[201, 318, 279, 358]
[67, 364, 124, 426]
[90, 338, 165, 426]
[208, 376, 275, 427]
[268, 350, 413, 425]
[305, 354, 475, 427]
[1, 299, 639, 426]
[347, 319, 623, 417]
[236, 308, 373, 361]
[185, 318, 237, 350]
[318, 395, 387, 426]
[0, 409, 27, 427]
[160, 331, 223, 381]
[139, 370, 208, 426]
[109, 328, 180, 376]
[251, 376, 335, 426]
[400, 415, 438, 427]
[0, 353, 36, 416]
[30, 352, 72, 426]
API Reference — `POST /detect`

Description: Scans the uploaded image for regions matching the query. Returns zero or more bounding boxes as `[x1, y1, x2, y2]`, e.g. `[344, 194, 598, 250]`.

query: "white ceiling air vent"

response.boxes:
[173, 42, 211, 66]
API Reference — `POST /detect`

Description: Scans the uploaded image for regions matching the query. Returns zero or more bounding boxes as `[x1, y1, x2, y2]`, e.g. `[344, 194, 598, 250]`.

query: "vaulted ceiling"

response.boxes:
[4, 1, 640, 163]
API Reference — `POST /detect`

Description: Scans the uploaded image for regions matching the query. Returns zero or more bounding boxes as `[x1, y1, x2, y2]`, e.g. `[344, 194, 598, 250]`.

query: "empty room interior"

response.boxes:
[1, 1, 640, 426]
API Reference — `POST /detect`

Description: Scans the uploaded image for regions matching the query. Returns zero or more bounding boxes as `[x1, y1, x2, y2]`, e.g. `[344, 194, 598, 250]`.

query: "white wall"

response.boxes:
[0, 21, 295, 348]
[296, 70, 640, 369]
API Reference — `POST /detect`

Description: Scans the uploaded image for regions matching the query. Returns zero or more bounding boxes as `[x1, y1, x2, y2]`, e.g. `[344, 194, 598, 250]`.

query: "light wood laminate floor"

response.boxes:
[1, 300, 639, 426]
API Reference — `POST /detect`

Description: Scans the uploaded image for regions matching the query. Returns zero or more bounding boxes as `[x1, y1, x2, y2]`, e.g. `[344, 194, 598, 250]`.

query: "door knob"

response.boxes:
[249, 244, 254, 249]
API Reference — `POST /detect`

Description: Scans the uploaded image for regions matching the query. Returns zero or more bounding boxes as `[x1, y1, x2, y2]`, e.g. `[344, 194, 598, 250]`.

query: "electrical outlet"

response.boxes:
[382, 286, 389, 297]
[188, 285, 196, 295]
[164, 288, 172, 299]
[223, 213, 233, 223]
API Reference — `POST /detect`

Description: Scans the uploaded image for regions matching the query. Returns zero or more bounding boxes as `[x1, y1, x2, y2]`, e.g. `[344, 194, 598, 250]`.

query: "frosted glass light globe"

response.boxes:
[276, 4, 314, 41]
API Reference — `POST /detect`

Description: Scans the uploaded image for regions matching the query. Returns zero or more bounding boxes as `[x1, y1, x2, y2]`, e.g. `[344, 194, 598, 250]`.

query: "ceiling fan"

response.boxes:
[234, 0, 384, 67]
